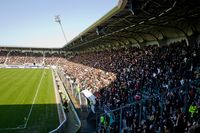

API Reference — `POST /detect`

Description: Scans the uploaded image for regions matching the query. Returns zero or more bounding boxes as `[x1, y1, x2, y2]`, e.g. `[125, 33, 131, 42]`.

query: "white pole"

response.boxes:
[55, 15, 68, 43]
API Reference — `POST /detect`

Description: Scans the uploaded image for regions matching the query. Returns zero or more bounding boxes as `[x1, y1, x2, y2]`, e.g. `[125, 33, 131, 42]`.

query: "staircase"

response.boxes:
[77, 109, 96, 133]
[4, 50, 11, 65]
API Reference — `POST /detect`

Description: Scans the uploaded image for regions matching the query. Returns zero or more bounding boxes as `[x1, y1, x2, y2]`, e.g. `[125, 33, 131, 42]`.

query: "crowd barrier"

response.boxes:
[55, 67, 81, 132]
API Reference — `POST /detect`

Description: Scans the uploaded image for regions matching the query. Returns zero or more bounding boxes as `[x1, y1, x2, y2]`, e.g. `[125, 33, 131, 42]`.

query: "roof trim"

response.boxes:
[63, 0, 128, 48]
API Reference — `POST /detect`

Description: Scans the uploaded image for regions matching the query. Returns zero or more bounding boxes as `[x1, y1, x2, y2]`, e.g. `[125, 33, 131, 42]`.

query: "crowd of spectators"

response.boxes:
[6, 51, 27, 65]
[24, 52, 44, 65]
[6, 51, 46, 65]
[0, 49, 8, 64]
[64, 40, 200, 133]
[0, 40, 200, 132]
[2, 51, 57, 65]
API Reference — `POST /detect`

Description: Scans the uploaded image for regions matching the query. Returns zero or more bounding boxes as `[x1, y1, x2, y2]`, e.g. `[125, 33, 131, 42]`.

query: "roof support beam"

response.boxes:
[116, 30, 159, 45]
[142, 23, 190, 45]
[110, 34, 141, 46]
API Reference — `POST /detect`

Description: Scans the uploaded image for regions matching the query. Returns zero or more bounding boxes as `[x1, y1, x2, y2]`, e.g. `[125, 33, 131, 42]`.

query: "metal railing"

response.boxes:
[55, 67, 81, 132]
[96, 101, 143, 133]
[96, 79, 200, 133]
[57, 67, 88, 111]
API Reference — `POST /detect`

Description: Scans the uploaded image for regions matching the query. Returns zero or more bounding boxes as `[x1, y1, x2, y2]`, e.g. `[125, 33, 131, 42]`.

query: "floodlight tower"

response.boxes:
[55, 15, 68, 43]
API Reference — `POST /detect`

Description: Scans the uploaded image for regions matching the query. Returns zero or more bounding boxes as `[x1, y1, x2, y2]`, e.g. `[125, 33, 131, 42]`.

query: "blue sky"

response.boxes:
[0, 0, 117, 48]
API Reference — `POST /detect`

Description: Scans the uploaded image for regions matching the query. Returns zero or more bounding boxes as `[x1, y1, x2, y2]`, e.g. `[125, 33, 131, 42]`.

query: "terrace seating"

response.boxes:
[0, 50, 8, 64]
[62, 41, 200, 132]
[1, 40, 200, 132]
[6, 51, 27, 65]
[24, 52, 44, 65]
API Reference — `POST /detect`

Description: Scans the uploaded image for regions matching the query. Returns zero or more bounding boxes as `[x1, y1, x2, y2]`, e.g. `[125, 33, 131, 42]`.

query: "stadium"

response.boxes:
[0, 0, 200, 133]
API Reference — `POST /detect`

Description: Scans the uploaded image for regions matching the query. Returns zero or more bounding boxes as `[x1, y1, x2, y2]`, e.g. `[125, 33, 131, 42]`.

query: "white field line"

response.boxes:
[23, 69, 46, 128]
[0, 127, 24, 131]
[48, 69, 67, 133]
[0, 69, 45, 131]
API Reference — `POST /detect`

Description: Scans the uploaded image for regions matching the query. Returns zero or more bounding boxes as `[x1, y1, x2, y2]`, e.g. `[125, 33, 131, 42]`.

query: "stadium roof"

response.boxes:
[62, 0, 200, 51]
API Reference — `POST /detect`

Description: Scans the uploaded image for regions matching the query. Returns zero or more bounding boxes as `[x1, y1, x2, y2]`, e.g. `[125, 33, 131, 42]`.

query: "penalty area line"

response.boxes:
[0, 126, 24, 131]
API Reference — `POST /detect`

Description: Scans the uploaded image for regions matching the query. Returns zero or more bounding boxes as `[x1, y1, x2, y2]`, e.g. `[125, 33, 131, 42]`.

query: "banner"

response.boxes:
[81, 89, 96, 105]
[81, 89, 96, 113]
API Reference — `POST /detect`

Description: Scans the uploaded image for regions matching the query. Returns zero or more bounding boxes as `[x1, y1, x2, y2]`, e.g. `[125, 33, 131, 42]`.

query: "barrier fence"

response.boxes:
[57, 67, 88, 111]
[55, 67, 81, 132]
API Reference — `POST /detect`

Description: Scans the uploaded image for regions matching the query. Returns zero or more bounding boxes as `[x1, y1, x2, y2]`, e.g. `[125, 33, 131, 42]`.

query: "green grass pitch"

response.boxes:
[0, 68, 59, 133]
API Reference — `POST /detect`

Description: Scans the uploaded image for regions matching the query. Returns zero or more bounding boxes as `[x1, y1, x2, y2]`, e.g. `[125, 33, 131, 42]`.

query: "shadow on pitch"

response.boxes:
[0, 104, 60, 133]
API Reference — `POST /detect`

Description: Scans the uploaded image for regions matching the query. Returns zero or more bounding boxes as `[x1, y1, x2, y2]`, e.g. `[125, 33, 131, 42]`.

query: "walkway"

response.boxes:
[54, 69, 81, 133]
[60, 72, 96, 133]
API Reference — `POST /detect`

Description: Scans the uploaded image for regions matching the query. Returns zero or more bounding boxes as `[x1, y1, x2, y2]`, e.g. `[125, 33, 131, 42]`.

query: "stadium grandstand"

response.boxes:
[1, 0, 200, 133]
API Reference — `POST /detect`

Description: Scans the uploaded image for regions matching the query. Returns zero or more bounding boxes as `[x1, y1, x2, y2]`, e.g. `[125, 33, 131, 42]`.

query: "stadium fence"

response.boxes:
[55, 67, 81, 132]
